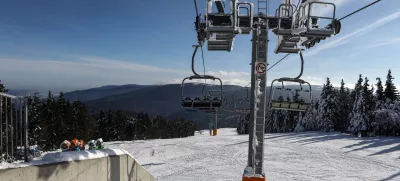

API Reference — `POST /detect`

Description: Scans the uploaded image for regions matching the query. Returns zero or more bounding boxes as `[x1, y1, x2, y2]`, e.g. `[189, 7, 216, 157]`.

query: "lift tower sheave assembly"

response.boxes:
[186, 0, 341, 180]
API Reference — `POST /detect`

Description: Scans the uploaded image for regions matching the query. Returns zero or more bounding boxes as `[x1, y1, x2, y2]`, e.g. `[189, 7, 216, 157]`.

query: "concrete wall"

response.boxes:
[0, 154, 154, 181]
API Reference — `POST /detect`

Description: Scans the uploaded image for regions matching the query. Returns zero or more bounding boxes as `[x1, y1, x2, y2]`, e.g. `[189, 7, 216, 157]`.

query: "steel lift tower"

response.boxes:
[184, 0, 341, 180]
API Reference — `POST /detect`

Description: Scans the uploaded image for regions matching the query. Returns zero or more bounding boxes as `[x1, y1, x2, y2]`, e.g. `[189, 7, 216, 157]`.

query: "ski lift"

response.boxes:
[181, 75, 223, 108]
[272, 2, 299, 54]
[222, 86, 250, 114]
[291, 1, 340, 38]
[269, 78, 312, 111]
[201, 0, 253, 51]
[232, 86, 250, 113]
[181, 45, 223, 109]
[269, 50, 312, 111]
[205, 0, 253, 34]
[272, 3, 297, 36]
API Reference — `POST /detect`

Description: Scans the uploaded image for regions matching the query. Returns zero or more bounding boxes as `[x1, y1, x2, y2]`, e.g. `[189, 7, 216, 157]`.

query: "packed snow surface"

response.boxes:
[106, 128, 400, 181]
[1, 128, 399, 181]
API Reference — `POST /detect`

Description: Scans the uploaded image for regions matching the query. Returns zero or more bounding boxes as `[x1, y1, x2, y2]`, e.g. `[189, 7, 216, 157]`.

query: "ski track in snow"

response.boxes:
[106, 129, 400, 181]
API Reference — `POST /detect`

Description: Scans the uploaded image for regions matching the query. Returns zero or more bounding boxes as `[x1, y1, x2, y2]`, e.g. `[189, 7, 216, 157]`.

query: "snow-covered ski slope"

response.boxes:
[106, 128, 400, 181]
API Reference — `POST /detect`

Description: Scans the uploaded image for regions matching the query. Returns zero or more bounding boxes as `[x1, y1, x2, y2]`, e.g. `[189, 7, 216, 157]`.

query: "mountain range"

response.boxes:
[61, 83, 323, 129]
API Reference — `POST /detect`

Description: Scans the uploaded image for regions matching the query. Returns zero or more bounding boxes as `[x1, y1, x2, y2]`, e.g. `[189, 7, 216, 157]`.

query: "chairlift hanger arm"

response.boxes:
[215, 1, 225, 14]
[181, 75, 223, 99]
[191, 45, 207, 76]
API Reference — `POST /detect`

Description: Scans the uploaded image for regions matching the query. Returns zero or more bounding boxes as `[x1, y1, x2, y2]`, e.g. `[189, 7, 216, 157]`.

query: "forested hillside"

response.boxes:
[238, 69, 400, 137]
[0, 82, 199, 152]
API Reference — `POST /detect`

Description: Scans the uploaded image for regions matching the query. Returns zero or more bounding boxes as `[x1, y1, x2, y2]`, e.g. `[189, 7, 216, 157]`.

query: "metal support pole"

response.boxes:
[20, 100, 23, 148]
[10, 99, 13, 160]
[214, 109, 218, 136]
[5, 97, 8, 160]
[245, 11, 269, 179]
[24, 100, 29, 162]
[247, 31, 257, 168]
[0, 96, 2, 160]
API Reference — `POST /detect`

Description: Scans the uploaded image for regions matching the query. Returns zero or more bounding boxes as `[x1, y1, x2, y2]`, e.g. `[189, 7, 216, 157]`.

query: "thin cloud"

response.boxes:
[0, 57, 190, 91]
[363, 37, 400, 49]
[166, 70, 251, 86]
[79, 57, 189, 74]
[304, 11, 400, 56]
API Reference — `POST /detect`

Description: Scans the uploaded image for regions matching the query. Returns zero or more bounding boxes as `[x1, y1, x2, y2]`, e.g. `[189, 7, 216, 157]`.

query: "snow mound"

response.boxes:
[41, 148, 131, 163]
[0, 149, 132, 170]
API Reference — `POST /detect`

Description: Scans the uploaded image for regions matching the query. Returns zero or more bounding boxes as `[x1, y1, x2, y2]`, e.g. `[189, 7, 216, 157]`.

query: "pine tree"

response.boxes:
[317, 77, 335, 132]
[40, 91, 57, 150]
[54, 92, 68, 143]
[348, 76, 368, 135]
[384, 69, 398, 102]
[376, 77, 384, 101]
[236, 113, 249, 134]
[96, 109, 107, 139]
[26, 93, 43, 146]
[272, 96, 286, 133]
[125, 115, 136, 140]
[0, 80, 7, 93]
[363, 77, 375, 132]
[294, 111, 305, 132]
[336, 79, 351, 132]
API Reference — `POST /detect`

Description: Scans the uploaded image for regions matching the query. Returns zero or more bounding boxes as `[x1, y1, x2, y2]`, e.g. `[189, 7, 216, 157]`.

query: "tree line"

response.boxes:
[237, 69, 400, 137]
[0, 82, 199, 152]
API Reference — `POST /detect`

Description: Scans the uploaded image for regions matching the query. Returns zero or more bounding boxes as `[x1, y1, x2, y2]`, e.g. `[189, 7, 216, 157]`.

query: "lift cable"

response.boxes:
[265, 0, 382, 72]
[338, 0, 382, 21]
[267, 53, 290, 71]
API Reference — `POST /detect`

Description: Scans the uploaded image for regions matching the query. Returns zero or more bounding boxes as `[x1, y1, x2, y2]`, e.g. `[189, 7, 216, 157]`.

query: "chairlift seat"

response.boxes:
[207, 14, 232, 26]
[216, 33, 233, 40]
[237, 15, 252, 34]
[289, 102, 299, 109]
[235, 108, 250, 113]
[182, 96, 222, 108]
[270, 101, 310, 112]
[292, 2, 337, 38]
[207, 13, 234, 33]
[280, 102, 290, 108]
[199, 107, 215, 111]
[271, 100, 282, 108]
[272, 17, 293, 36]
[238, 16, 251, 27]
[274, 36, 300, 54]
[298, 103, 311, 110]
[182, 97, 193, 107]
[292, 28, 334, 38]
[208, 38, 233, 51]
[272, 28, 292, 36]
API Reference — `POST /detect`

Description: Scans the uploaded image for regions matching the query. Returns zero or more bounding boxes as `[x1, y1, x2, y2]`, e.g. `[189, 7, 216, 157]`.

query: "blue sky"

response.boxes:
[0, 0, 399, 92]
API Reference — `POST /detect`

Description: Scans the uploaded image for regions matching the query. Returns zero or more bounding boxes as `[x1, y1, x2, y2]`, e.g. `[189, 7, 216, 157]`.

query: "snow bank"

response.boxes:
[0, 148, 132, 170]
[41, 148, 131, 163]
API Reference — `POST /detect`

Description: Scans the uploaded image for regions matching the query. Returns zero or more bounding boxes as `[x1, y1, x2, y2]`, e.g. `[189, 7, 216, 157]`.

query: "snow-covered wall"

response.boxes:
[0, 149, 154, 181]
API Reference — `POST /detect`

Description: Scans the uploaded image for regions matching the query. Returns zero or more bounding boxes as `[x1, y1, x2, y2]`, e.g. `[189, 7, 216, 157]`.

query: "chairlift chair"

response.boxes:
[204, 0, 254, 51]
[274, 0, 341, 53]
[181, 44, 224, 109]
[231, 86, 250, 113]
[291, 1, 340, 38]
[272, 3, 297, 36]
[181, 75, 223, 109]
[269, 78, 312, 112]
